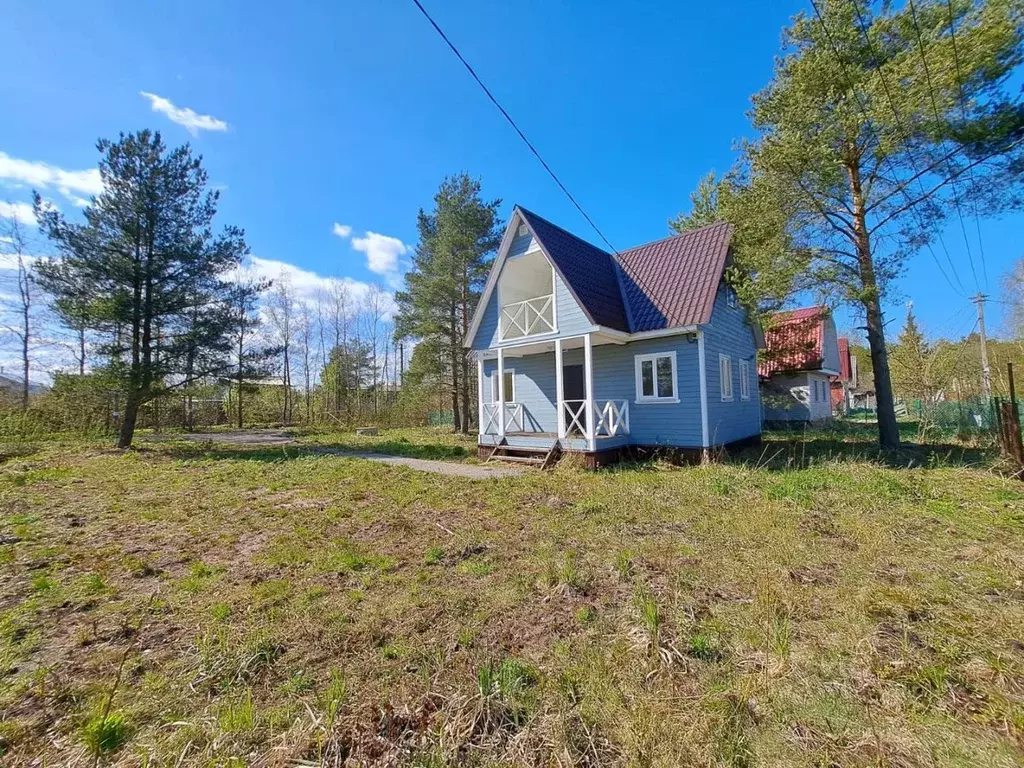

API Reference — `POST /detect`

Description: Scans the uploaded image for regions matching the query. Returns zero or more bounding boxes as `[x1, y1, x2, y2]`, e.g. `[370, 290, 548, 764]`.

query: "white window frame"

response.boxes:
[727, 288, 737, 309]
[719, 354, 733, 402]
[634, 351, 679, 404]
[490, 368, 515, 404]
[739, 359, 750, 401]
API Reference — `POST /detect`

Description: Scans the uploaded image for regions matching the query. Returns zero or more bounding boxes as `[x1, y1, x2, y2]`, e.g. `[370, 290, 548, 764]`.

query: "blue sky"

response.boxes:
[1, 0, 1019, 347]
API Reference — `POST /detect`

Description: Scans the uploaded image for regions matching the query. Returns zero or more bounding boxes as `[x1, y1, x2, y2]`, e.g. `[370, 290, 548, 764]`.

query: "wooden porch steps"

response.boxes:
[485, 439, 562, 469]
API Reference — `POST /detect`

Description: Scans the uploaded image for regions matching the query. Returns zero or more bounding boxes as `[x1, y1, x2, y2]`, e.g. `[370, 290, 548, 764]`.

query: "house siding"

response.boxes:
[761, 372, 811, 422]
[702, 286, 763, 444]
[483, 335, 705, 447]
[482, 353, 557, 434]
[821, 316, 841, 372]
[471, 254, 597, 350]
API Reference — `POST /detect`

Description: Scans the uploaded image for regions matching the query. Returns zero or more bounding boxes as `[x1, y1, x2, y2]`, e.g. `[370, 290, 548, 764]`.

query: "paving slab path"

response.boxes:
[150, 430, 523, 478]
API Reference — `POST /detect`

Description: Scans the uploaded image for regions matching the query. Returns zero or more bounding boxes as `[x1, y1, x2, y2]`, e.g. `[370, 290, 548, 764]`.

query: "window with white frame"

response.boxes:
[719, 354, 733, 401]
[727, 288, 737, 309]
[634, 351, 678, 402]
[739, 359, 750, 400]
[490, 369, 515, 403]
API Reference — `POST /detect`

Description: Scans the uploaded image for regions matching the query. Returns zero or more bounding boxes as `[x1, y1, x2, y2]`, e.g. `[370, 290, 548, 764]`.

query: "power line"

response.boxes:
[410, 0, 617, 253]
[906, 0, 981, 291]
[810, 0, 966, 298]
[944, 0, 989, 289]
[847, 0, 967, 298]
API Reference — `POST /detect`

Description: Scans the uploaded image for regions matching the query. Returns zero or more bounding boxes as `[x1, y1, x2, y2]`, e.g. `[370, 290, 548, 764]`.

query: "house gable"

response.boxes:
[467, 209, 598, 350]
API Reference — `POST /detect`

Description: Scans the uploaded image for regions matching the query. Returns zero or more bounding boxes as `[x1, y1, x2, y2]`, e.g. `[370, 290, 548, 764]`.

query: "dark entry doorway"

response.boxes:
[562, 364, 587, 434]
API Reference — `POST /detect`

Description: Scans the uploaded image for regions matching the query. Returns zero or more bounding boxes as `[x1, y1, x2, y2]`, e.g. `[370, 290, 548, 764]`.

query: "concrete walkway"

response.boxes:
[152, 430, 522, 478]
[327, 451, 523, 479]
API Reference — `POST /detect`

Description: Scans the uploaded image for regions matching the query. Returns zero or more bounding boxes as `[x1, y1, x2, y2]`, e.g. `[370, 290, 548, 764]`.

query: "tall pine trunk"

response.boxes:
[848, 159, 899, 449]
[117, 395, 140, 449]
[449, 308, 461, 432]
[459, 276, 471, 433]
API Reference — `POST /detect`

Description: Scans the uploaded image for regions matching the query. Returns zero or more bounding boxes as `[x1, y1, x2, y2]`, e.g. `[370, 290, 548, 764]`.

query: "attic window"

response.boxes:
[517, 224, 529, 237]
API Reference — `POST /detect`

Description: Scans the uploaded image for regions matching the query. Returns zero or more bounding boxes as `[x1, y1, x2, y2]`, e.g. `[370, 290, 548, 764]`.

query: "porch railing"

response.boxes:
[563, 399, 630, 437]
[480, 402, 525, 434]
[500, 294, 555, 341]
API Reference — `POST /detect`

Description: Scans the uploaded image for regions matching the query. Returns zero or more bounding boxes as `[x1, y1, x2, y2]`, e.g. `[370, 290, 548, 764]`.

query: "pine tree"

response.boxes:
[394, 174, 502, 433]
[35, 131, 248, 447]
[679, 0, 1024, 448]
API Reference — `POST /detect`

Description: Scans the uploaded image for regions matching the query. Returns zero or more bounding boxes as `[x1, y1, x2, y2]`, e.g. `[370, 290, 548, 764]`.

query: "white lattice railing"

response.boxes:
[500, 294, 555, 341]
[562, 399, 630, 437]
[481, 402, 525, 434]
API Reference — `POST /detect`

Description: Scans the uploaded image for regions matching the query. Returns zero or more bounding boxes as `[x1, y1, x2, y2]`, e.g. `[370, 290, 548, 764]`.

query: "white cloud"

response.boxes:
[351, 231, 409, 283]
[0, 151, 102, 205]
[0, 201, 36, 226]
[332, 222, 352, 238]
[140, 92, 229, 136]
[0, 251, 39, 271]
[247, 256, 396, 316]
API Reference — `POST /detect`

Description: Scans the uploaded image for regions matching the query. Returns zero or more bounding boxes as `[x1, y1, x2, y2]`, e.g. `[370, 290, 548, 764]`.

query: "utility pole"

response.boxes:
[973, 293, 992, 400]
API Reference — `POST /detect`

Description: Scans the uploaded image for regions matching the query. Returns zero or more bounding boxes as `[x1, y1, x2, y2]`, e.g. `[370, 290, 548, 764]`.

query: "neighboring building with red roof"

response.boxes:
[759, 306, 841, 423]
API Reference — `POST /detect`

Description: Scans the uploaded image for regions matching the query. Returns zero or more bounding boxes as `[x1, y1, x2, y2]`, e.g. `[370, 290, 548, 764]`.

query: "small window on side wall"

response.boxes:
[739, 359, 750, 400]
[719, 354, 733, 401]
[634, 352, 678, 403]
[727, 288, 737, 310]
[490, 369, 515, 404]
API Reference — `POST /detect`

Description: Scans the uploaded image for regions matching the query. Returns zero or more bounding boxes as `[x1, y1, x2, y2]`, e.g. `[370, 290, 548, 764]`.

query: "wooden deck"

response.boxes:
[478, 431, 631, 452]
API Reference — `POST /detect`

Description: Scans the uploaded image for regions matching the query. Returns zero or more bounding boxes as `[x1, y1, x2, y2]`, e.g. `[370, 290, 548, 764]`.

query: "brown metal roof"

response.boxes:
[613, 222, 734, 332]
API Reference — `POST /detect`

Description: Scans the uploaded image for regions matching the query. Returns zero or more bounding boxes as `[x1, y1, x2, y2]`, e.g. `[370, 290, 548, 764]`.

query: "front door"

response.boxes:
[562, 364, 587, 435]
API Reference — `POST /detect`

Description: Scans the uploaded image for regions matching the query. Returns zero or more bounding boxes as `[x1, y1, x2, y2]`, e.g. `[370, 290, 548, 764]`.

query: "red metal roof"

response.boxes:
[758, 306, 828, 377]
[837, 336, 851, 381]
[613, 222, 734, 331]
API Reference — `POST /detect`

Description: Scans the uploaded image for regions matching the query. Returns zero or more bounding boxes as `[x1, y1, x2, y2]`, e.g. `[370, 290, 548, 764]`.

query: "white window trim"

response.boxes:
[634, 351, 679, 404]
[490, 368, 515, 404]
[739, 359, 750, 401]
[719, 354, 734, 402]
[727, 288, 737, 309]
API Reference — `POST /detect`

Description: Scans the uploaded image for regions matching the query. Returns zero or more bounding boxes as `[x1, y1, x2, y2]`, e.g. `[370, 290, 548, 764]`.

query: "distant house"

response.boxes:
[758, 306, 841, 424]
[465, 206, 764, 466]
[831, 337, 852, 412]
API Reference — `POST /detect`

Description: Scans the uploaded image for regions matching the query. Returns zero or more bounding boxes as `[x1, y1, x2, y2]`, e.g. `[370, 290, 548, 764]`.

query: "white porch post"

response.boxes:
[476, 355, 484, 436]
[697, 330, 710, 452]
[555, 338, 565, 438]
[583, 333, 595, 451]
[497, 347, 506, 438]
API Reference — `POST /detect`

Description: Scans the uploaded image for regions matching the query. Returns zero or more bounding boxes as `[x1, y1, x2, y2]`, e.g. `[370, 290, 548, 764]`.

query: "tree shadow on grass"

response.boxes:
[729, 438, 994, 471]
[729, 421, 996, 471]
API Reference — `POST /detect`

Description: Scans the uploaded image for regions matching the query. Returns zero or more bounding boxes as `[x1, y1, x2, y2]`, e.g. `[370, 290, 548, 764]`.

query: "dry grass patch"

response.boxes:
[0, 429, 1022, 766]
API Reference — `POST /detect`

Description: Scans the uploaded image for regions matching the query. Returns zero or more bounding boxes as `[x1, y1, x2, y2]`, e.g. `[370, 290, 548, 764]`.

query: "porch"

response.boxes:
[476, 333, 632, 454]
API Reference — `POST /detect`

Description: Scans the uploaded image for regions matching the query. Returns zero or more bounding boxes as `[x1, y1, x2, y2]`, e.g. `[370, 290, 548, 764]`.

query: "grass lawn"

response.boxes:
[1, 427, 1023, 766]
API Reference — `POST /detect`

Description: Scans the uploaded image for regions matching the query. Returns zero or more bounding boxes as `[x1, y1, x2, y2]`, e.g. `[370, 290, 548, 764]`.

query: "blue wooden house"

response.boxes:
[466, 206, 764, 467]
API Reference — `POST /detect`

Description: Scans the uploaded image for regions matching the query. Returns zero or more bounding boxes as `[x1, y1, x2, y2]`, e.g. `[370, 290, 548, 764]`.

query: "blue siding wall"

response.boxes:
[702, 286, 762, 444]
[471, 257, 597, 350]
[482, 353, 557, 433]
[563, 338, 703, 446]
[485, 335, 704, 447]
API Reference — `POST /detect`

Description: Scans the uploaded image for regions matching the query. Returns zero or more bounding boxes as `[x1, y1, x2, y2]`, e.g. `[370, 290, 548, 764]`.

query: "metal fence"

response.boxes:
[909, 397, 1000, 432]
